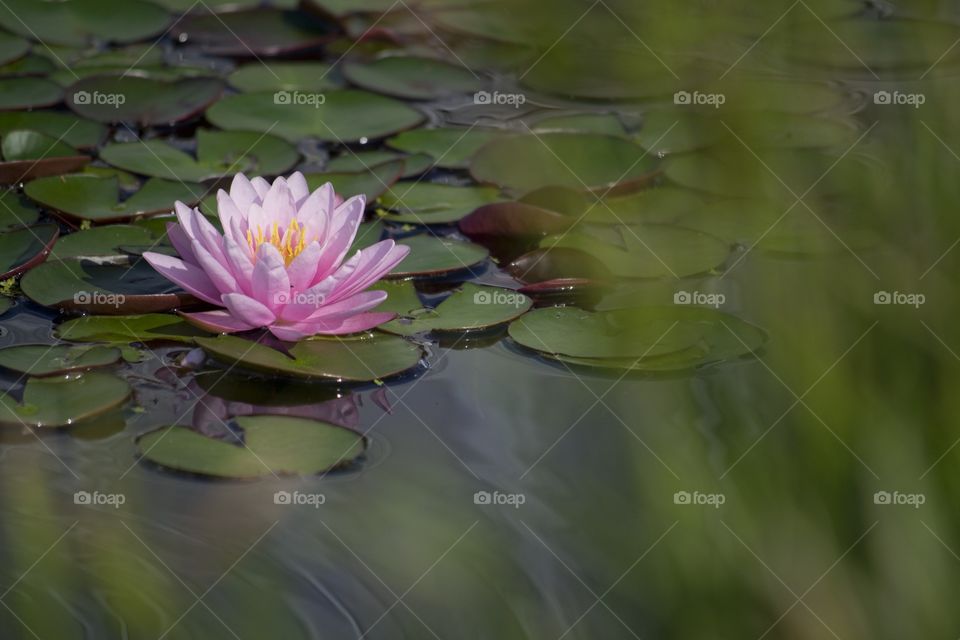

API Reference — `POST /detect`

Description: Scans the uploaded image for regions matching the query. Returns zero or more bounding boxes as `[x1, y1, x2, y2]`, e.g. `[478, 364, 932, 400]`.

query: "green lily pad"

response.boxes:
[50, 224, 163, 259]
[0, 77, 63, 110]
[471, 132, 659, 194]
[0, 298, 11, 315]
[0, 224, 58, 279]
[348, 220, 386, 254]
[326, 150, 432, 178]
[0, 0, 171, 47]
[25, 175, 204, 223]
[541, 224, 730, 279]
[379, 182, 503, 224]
[0, 52, 56, 76]
[389, 234, 489, 278]
[387, 127, 504, 169]
[228, 61, 340, 92]
[0, 30, 28, 66]
[380, 283, 531, 335]
[0, 111, 106, 149]
[171, 8, 333, 57]
[303, 160, 405, 203]
[100, 129, 299, 182]
[66, 75, 224, 126]
[509, 306, 766, 370]
[0, 191, 40, 229]
[0, 344, 121, 376]
[0, 372, 131, 428]
[195, 333, 423, 382]
[21, 258, 194, 314]
[527, 186, 706, 225]
[57, 314, 211, 344]
[343, 56, 482, 100]
[207, 89, 425, 143]
[531, 112, 627, 136]
[137, 415, 365, 478]
[1, 129, 76, 161]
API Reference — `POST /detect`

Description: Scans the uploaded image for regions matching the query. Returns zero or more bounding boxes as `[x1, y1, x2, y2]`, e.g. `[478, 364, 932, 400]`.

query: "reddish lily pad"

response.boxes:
[0, 224, 58, 279]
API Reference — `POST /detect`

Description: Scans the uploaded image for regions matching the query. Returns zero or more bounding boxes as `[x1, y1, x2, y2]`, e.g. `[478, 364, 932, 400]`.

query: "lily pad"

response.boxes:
[0, 111, 106, 149]
[0, 191, 40, 229]
[57, 314, 211, 344]
[0, 224, 58, 279]
[380, 283, 531, 335]
[389, 234, 489, 278]
[171, 8, 333, 57]
[387, 127, 504, 169]
[0, 0, 171, 47]
[2, 130, 76, 161]
[195, 333, 423, 382]
[66, 75, 224, 126]
[0, 30, 28, 66]
[207, 89, 425, 143]
[303, 160, 405, 203]
[471, 132, 658, 194]
[541, 225, 730, 279]
[99, 130, 299, 182]
[21, 259, 195, 314]
[228, 61, 340, 93]
[0, 372, 131, 428]
[0, 298, 10, 315]
[137, 415, 365, 478]
[0, 78, 63, 110]
[343, 56, 482, 100]
[50, 224, 162, 259]
[326, 150, 432, 178]
[0, 344, 121, 376]
[379, 182, 503, 224]
[25, 175, 204, 223]
[531, 112, 627, 136]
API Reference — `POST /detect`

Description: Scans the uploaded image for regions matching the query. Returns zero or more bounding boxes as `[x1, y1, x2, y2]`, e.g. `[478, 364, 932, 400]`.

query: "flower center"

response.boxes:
[246, 219, 308, 266]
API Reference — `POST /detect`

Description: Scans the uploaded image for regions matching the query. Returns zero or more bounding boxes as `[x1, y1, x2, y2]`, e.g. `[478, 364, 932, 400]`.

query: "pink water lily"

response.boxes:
[143, 172, 409, 341]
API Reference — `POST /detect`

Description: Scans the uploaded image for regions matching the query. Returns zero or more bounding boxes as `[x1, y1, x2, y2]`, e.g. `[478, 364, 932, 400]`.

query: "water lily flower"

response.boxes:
[143, 173, 409, 341]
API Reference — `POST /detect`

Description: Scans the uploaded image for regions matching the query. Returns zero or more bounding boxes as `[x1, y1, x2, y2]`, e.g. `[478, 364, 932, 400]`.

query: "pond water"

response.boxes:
[0, 0, 958, 638]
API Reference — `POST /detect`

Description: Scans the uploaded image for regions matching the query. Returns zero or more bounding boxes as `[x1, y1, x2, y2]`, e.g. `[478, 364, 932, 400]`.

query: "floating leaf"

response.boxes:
[99, 130, 299, 182]
[0, 344, 121, 376]
[0, 77, 63, 110]
[302, 160, 405, 203]
[228, 61, 340, 92]
[57, 313, 211, 344]
[379, 182, 503, 224]
[1, 129, 76, 161]
[137, 415, 365, 478]
[531, 112, 627, 135]
[0, 30, 28, 66]
[0, 298, 10, 315]
[380, 283, 531, 335]
[66, 75, 224, 126]
[0, 0, 171, 47]
[0, 224, 58, 279]
[389, 234, 489, 278]
[343, 56, 482, 100]
[387, 127, 503, 169]
[0, 372, 131, 428]
[326, 150, 432, 178]
[50, 224, 162, 260]
[0, 111, 106, 149]
[195, 333, 423, 382]
[25, 175, 203, 223]
[471, 132, 658, 193]
[207, 89, 425, 143]
[507, 247, 612, 283]
[0, 191, 39, 229]
[171, 8, 333, 57]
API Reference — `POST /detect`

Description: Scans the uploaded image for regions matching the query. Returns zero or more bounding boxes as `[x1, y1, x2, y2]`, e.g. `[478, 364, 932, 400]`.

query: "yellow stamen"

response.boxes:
[245, 219, 310, 266]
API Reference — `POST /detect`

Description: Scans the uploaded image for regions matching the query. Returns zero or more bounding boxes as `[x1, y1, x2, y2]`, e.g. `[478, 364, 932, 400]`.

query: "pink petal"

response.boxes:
[166, 222, 197, 264]
[252, 244, 290, 311]
[229, 174, 260, 211]
[287, 172, 309, 205]
[216, 189, 245, 233]
[270, 312, 395, 340]
[251, 177, 270, 199]
[143, 252, 221, 305]
[222, 293, 276, 327]
[261, 177, 297, 228]
[191, 240, 238, 296]
[326, 195, 365, 241]
[326, 240, 410, 304]
[223, 236, 254, 295]
[286, 241, 323, 291]
[296, 290, 388, 323]
[311, 204, 363, 282]
[296, 181, 335, 242]
[181, 310, 256, 334]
